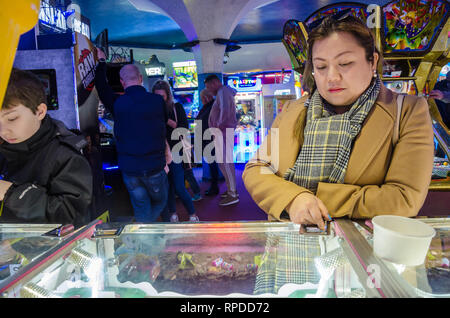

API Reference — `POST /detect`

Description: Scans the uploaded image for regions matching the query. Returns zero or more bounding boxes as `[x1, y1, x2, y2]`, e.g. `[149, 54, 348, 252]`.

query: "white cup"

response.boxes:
[372, 215, 436, 266]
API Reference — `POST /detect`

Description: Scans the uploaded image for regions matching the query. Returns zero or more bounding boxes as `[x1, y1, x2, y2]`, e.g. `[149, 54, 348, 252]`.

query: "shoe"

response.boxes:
[205, 186, 219, 196]
[192, 193, 202, 201]
[189, 215, 200, 222]
[170, 213, 179, 222]
[221, 191, 239, 198]
[219, 194, 240, 206]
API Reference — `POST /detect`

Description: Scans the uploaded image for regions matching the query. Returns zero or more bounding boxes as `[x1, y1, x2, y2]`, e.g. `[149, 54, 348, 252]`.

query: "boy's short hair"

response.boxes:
[204, 74, 221, 84]
[2, 68, 46, 114]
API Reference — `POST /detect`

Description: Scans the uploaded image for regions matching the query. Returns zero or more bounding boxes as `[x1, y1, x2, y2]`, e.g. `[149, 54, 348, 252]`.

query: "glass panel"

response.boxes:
[8, 222, 370, 298]
[355, 219, 450, 298]
[0, 224, 62, 284]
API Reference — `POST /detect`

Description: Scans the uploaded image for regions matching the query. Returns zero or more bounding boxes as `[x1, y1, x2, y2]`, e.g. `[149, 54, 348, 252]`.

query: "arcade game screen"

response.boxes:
[29, 69, 58, 110]
[174, 90, 199, 121]
[173, 61, 198, 89]
[235, 98, 258, 130]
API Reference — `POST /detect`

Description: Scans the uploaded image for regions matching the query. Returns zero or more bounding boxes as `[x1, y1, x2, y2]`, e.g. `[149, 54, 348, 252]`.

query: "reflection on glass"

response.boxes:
[4, 223, 373, 298]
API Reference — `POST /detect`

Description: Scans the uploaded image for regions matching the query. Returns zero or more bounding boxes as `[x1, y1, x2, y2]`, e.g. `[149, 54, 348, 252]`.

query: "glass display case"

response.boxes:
[0, 219, 448, 298]
[0, 224, 61, 285]
[354, 217, 450, 298]
[0, 221, 372, 298]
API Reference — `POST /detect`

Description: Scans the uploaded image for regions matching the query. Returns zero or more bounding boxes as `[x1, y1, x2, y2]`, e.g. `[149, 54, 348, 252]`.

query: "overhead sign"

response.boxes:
[145, 67, 165, 76]
[38, 0, 67, 32]
[38, 0, 90, 37]
[228, 77, 262, 92]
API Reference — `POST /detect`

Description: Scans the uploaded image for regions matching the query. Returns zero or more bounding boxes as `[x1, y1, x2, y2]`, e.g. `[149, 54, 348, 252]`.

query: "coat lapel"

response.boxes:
[345, 85, 396, 184]
[277, 99, 306, 176]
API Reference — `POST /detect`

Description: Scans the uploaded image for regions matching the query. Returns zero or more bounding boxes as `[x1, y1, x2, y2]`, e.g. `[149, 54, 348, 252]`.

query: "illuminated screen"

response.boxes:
[29, 69, 58, 110]
[173, 61, 198, 89]
[174, 90, 199, 119]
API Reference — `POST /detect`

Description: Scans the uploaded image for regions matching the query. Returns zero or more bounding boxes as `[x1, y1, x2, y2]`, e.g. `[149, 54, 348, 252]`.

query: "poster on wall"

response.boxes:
[74, 32, 100, 134]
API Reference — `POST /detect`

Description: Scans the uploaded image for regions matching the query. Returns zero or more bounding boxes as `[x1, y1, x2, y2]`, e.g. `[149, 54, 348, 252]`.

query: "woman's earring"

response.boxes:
[373, 70, 377, 78]
[312, 71, 315, 76]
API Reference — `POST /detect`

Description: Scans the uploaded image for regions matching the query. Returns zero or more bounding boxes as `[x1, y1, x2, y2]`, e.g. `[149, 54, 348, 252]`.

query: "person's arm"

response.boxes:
[1, 152, 93, 225]
[242, 101, 313, 221]
[315, 96, 434, 218]
[176, 103, 189, 129]
[441, 90, 450, 104]
[94, 49, 119, 115]
[429, 89, 450, 104]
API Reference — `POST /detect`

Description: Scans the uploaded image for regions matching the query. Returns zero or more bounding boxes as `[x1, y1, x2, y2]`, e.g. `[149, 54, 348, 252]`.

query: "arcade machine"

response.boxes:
[139, 54, 166, 92]
[227, 77, 263, 163]
[172, 60, 200, 134]
[376, 0, 450, 192]
[282, 1, 450, 211]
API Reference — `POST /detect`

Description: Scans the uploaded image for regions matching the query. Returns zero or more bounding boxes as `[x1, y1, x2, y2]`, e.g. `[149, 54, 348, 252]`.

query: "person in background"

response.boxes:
[196, 88, 220, 196]
[0, 68, 92, 227]
[243, 15, 434, 231]
[152, 80, 200, 222]
[204, 75, 240, 206]
[429, 72, 450, 158]
[429, 72, 450, 129]
[183, 160, 202, 201]
[95, 48, 168, 223]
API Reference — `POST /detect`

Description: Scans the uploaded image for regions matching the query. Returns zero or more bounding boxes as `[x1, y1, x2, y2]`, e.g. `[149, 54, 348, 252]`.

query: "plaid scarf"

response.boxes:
[284, 77, 381, 193]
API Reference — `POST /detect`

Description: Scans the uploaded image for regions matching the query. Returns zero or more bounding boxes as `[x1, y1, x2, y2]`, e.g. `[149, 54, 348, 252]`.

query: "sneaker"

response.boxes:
[170, 213, 179, 223]
[189, 215, 200, 222]
[192, 193, 202, 201]
[221, 191, 239, 198]
[219, 194, 240, 206]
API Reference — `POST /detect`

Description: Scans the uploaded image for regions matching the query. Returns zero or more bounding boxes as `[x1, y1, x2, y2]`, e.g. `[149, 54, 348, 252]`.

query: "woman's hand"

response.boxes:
[286, 192, 331, 232]
[167, 119, 177, 129]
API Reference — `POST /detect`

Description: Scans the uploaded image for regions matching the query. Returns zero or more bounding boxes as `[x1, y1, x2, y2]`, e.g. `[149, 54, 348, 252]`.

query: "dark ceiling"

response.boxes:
[71, 0, 389, 49]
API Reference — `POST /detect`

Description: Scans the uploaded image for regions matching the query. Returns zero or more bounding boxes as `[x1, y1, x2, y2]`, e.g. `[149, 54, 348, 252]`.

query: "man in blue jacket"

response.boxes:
[94, 48, 168, 222]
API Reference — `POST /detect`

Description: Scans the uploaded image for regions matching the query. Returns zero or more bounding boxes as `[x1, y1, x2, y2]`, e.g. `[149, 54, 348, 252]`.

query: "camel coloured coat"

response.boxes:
[243, 85, 434, 220]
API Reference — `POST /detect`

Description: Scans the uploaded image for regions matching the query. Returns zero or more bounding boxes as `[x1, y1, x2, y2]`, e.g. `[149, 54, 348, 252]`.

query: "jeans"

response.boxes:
[161, 162, 196, 221]
[208, 161, 219, 186]
[184, 168, 200, 194]
[122, 169, 168, 222]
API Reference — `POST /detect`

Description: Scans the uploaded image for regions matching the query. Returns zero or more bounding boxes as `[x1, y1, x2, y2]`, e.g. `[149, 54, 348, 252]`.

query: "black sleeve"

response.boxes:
[94, 61, 120, 115]
[176, 103, 189, 129]
[2, 152, 93, 226]
[159, 95, 168, 123]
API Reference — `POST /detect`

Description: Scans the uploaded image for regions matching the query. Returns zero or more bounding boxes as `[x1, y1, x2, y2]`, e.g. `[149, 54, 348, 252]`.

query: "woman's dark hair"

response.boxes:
[152, 80, 175, 114]
[302, 15, 383, 93]
[2, 68, 46, 113]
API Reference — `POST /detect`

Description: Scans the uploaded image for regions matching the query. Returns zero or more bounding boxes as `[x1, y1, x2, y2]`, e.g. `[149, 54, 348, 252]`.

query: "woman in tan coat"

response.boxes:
[243, 15, 434, 231]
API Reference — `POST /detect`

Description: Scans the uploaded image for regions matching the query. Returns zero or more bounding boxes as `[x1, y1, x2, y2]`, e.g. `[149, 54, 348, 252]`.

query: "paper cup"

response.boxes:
[372, 215, 436, 266]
